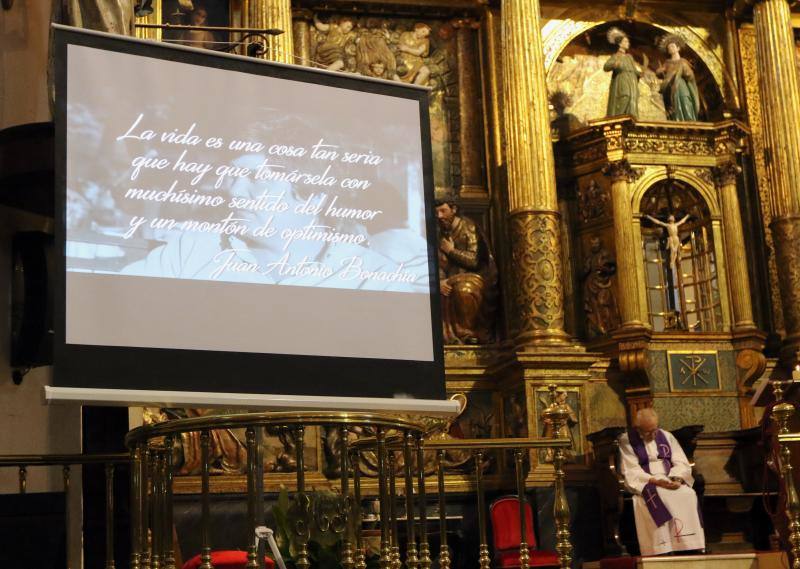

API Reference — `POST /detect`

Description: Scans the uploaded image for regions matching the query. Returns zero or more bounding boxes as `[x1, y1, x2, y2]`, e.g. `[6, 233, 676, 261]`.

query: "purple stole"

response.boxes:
[627, 428, 673, 527]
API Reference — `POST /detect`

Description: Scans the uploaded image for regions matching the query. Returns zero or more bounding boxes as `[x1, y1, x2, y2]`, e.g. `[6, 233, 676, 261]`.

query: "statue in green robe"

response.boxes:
[604, 28, 642, 119]
[656, 35, 701, 122]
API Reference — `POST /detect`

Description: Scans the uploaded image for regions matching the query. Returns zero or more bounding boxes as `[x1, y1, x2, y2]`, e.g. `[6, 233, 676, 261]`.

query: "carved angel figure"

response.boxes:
[313, 15, 355, 71]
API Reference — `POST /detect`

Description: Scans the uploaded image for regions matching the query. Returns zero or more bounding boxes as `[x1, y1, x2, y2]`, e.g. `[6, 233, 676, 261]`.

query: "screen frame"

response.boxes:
[53, 25, 445, 403]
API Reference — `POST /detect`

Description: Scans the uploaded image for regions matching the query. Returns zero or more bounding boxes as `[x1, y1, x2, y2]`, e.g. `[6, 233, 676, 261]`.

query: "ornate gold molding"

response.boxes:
[562, 119, 750, 172]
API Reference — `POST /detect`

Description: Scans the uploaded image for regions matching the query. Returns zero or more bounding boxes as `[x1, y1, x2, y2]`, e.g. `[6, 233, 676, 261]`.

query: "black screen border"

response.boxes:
[53, 26, 445, 402]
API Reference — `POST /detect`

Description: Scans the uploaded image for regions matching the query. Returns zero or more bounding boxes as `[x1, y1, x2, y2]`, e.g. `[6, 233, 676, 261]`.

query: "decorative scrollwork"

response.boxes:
[508, 212, 565, 339]
[624, 135, 710, 156]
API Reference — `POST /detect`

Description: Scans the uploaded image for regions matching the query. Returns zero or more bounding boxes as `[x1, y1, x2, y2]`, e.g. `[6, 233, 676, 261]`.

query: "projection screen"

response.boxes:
[52, 26, 445, 404]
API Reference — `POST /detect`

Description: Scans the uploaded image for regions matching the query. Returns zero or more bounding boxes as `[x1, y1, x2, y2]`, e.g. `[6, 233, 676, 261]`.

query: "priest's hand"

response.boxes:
[650, 477, 681, 490]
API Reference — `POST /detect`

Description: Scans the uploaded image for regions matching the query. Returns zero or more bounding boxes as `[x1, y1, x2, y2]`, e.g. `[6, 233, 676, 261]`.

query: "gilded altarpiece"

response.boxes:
[129, 1, 778, 496]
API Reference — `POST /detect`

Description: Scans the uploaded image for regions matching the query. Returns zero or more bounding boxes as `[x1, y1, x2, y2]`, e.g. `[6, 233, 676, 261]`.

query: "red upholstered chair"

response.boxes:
[182, 551, 275, 569]
[490, 496, 560, 569]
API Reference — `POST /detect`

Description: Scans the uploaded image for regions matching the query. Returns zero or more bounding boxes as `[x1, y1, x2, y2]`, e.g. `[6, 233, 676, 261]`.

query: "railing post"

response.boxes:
[514, 449, 530, 569]
[403, 432, 419, 569]
[773, 381, 800, 569]
[130, 446, 142, 569]
[352, 448, 367, 569]
[475, 450, 490, 569]
[142, 447, 152, 569]
[165, 437, 176, 569]
[388, 451, 401, 569]
[64, 465, 72, 569]
[152, 451, 164, 569]
[105, 463, 117, 569]
[293, 426, 311, 569]
[543, 384, 574, 568]
[340, 426, 355, 569]
[436, 450, 450, 569]
[416, 434, 431, 569]
[376, 427, 392, 569]
[246, 427, 259, 569]
[199, 430, 213, 569]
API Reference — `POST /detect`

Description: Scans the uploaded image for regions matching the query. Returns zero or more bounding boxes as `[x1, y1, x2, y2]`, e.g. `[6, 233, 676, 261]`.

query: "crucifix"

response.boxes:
[644, 213, 690, 269]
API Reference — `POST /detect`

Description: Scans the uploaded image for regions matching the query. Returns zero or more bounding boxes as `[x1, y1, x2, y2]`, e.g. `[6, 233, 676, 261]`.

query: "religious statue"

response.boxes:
[656, 35, 700, 121]
[540, 389, 578, 463]
[604, 28, 644, 119]
[59, 0, 136, 35]
[355, 22, 398, 80]
[644, 213, 690, 269]
[313, 15, 355, 71]
[435, 198, 498, 345]
[581, 236, 620, 337]
[177, 5, 217, 51]
[577, 179, 608, 223]
[397, 23, 432, 85]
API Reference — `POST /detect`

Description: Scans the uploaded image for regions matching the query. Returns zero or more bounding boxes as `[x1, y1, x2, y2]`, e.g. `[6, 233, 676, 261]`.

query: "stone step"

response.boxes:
[583, 552, 782, 569]
[637, 553, 757, 569]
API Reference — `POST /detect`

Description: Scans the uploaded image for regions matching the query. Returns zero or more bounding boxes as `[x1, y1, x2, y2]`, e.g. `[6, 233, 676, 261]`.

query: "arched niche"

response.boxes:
[546, 20, 726, 127]
[637, 179, 725, 333]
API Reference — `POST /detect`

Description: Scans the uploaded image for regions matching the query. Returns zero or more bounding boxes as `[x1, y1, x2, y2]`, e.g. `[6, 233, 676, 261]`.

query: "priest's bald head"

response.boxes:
[635, 408, 659, 443]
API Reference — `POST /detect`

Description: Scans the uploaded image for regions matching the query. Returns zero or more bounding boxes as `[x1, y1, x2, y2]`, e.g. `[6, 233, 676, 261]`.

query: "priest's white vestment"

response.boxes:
[619, 430, 705, 555]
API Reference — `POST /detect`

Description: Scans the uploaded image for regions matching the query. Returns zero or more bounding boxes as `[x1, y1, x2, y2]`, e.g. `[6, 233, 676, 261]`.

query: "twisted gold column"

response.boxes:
[243, 0, 294, 63]
[713, 162, 757, 331]
[603, 160, 644, 329]
[501, 0, 568, 347]
[752, 0, 800, 364]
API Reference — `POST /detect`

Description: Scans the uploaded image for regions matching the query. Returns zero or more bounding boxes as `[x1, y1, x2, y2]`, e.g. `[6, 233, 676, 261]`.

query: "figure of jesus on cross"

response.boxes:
[645, 214, 690, 269]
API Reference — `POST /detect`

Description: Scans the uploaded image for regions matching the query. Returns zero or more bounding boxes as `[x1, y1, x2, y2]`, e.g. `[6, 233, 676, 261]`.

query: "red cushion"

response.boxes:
[490, 497, 537, 550]
[495, 549, 560, 568]
[182, 551, 275, 569]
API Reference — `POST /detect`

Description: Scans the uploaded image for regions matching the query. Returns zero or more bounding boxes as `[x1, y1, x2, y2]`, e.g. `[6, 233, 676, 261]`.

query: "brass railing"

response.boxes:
[0, 388, 574, 569]
[0, 452, 128, 569]
[123, 386, 575, 569]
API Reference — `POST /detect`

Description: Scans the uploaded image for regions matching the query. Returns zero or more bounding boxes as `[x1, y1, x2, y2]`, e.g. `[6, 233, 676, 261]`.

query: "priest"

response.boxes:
[619, 408, 705, 556]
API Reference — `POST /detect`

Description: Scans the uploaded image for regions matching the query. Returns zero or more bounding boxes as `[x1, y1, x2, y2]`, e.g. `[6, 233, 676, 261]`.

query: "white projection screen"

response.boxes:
[52, 26, 445, 405]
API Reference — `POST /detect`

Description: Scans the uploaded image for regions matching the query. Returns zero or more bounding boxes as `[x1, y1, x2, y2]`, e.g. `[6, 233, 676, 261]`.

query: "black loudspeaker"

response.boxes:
[10, 231, 54, 382]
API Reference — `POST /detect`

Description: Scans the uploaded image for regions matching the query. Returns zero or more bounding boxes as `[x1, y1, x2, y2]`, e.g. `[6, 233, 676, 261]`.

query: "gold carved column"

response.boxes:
[602, 160, 644, 330]
[242, 0, 294, 63]
[453, 18, 486, 200]
[713, 162, 757, 331]
[752, 0, 800, 364]
[501, 0, 568, 346]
